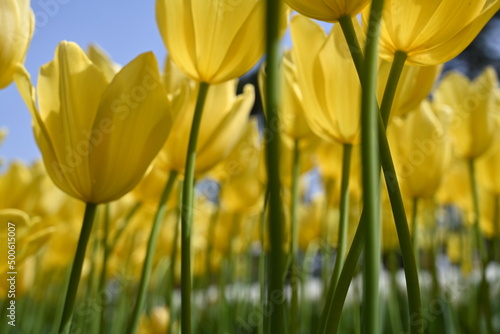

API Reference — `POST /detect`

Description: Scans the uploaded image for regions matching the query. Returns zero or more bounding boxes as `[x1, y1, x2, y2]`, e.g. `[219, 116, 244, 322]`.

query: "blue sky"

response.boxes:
[0, 1, 326, 166]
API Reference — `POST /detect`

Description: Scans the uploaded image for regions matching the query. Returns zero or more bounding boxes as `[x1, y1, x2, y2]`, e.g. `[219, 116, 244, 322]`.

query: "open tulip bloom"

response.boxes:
[14, 41, 175, 332]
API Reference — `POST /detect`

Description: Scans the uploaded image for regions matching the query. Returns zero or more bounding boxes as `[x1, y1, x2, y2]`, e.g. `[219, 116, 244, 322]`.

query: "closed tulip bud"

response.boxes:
[15, 41, 175, 204]
[0, 0, 34, 89]
[370, 0, 500, 65]
[377, 60, 442, 118]
[157, 68, 255, 178]
[291, 16, 362, 145]
[156, 0, 288, 84]
[259, 52, 317, 141]
[434, 67, 498, 160]
[285, 0, 370, 22]
[388, 100, 452, 199]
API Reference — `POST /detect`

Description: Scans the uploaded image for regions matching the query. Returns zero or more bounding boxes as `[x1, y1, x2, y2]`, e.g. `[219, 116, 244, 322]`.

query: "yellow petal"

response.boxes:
[87, 44, 121, 82]
[285, 0, 370, 22]
[14, 64, 81, 199]
[0, 0, 34, 89]
[88, 52, 173, 203]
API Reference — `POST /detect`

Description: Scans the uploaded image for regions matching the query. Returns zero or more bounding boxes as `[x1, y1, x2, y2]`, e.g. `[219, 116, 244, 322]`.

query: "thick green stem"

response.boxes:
[337, 19, 423, 334]
[180, 82, 210, 334]
[265, 0, 285, 332]
[290, 139, 300, 334]
[168, 187, 182, 334]
[99, 205, 111, 334]
[127, 170, 178, 334]
[380, 51, 407, 125]
[411, 198, 419, 269]
[318, 144, 353, 333]
[58, 203, 98, 334]
[361, 1, 384, 332]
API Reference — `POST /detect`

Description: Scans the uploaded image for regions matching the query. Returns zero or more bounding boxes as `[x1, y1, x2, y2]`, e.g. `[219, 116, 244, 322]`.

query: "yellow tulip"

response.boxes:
[0, 0, 34, 89]
[434, 67, 498, 160]
[315, 140, 363, 204]
[217, 119, 265, 213]
[156, 68, 255, 178]
[291, 16, 362, 145]
[377, 60, 441, 118]
[15, 41, 174, 204]
[259, 51, 317, 141]
[285, 0, 370, 22]
[388, 100, 452, 199]
[477, 131, 500, 194]
[371, 0, 500, 65]
[436, 158, 473, 221]
[0, 161, 31, 209]
[155, 0, 288, 84]
[138, 307, 171, 334]
[479, 188, 500, 239]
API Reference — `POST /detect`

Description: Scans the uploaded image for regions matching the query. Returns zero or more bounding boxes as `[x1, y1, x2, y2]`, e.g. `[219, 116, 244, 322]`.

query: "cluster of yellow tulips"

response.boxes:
[1, 0, 500, 333]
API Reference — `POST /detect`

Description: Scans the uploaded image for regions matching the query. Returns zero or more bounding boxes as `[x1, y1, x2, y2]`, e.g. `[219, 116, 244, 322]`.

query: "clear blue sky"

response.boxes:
[0, 1, 323, 166]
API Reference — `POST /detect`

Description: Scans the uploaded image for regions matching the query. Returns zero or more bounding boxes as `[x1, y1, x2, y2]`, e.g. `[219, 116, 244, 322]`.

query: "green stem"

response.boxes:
[338, 15, 364, 77]
[469, 159, 487, 269]
[318, 144, 352, 333]
[331, 144, 352, 288]
[468, 159, 494, 334]
[265, 0, 285, 332]
[58, 202, 98, 334]
[387, 251, 403, 334]
[494, 195, 500, 262]
[259, 188, 270, 334]
[289, 139, 300, 334]
[323, 214, 365, 334]
[127, 170, 178, 334]
[99, 204, 111, 334]
[380, 51, 407, 125]
[167, 196, 181, 334]
[109, 201, 141, 252]
[180, 82, 210, 334]
[411, 198, 419, 270]
[361, 0, 384, 332]
[337, 18, 423, 334]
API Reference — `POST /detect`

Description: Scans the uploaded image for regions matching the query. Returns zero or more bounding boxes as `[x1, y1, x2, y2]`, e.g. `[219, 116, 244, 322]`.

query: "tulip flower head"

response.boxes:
[388, 100, 452, 199]
[434, 67, 498, 160]
[291, 16, 362, 145]
[156, 0, 288, 84]
[0, 0, 34, 89]
[371, 0, 500, 65]
[15, 41, 175, 204]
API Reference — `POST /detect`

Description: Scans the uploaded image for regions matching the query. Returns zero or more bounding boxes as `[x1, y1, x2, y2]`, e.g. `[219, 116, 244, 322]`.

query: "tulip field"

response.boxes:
[1, 0, 500, 333]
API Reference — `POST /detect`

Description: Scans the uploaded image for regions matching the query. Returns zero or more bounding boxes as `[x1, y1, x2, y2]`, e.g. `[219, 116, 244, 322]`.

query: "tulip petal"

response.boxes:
[14, 65, 82, 199]
[89, 52, 173, 203]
